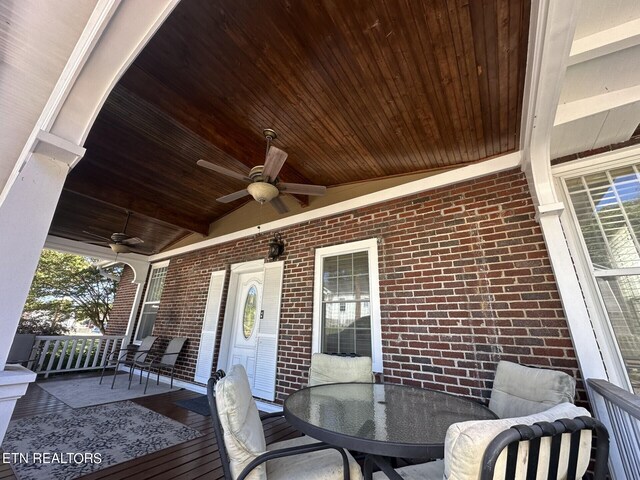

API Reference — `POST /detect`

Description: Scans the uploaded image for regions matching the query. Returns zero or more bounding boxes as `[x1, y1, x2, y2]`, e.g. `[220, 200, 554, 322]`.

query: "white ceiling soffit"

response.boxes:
[0, 0, 97, 192]
[551, 0, 640, 159]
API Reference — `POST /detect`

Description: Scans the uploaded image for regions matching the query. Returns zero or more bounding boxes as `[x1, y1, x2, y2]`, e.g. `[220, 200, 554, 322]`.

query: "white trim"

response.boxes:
[149, 152, 522, 262]
[552, 144, 640, 176]
[124, 282, 146, 346]
[45, 235, 150, 283]
[593, 268, 640, 277]
[568, 18, 640, 66]
[312, 238, 383, 372]
[133, 260, 170, 343]
[554, 85, 640, 126]
[0, 0, 120, 204]
[217, 259, 265, 372]
[31, 130, 86, 167]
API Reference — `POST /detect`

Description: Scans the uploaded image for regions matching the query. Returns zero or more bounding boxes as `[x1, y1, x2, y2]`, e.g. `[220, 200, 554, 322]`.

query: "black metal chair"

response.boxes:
[366, 415, 609, 480]
[98, 335, 158, 388]
[207, 368, 356, 480]
[130, 337, 187, 393]
[480, 416, 609, 480]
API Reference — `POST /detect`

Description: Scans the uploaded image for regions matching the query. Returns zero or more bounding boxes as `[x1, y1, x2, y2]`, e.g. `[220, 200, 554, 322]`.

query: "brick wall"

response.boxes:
[106, 265, 138, 336]
[143, 168, 585, 406]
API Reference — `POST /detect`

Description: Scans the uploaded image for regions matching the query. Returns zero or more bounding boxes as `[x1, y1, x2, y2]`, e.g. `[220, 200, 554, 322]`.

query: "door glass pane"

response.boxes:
[596, 276, 640, 393]
[243, 286, 257, 339]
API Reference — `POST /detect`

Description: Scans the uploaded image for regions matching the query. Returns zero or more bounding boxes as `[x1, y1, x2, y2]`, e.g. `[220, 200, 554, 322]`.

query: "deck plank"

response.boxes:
[1, 375, 301, 480]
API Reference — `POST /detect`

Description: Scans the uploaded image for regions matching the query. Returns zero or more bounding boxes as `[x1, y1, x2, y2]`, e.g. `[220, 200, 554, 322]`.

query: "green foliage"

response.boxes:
[19, 250, 122, 335]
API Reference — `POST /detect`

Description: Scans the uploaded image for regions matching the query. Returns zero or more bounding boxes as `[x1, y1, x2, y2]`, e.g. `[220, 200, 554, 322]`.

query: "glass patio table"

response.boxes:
[283, 382, 497, 459]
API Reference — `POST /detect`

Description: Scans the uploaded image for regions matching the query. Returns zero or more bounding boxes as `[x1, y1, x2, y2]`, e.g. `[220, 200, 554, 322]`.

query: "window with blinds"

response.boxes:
[565, 164, 640, 392]
[135, 264, 168, 342]
[321, 251, 372, 356]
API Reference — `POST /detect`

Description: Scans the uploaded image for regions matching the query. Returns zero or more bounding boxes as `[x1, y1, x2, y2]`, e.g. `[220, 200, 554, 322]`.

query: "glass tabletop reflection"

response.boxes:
[284, 383, 497, 458]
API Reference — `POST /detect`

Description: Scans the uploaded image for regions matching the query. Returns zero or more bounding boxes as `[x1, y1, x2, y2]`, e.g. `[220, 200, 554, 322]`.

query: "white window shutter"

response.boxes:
[194, 270, 226, 384]
[253, 261, 284, 401]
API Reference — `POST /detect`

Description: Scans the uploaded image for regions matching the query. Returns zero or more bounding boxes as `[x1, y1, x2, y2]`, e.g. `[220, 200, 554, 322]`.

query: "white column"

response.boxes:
[0, 134, 83, 443]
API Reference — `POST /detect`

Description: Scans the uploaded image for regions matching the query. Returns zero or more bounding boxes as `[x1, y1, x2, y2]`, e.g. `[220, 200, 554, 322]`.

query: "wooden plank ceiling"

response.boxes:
[49, 0, 531, 255]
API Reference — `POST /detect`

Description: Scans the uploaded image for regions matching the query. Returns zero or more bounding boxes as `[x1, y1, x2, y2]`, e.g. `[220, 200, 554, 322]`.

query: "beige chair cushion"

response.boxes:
[267, 435, 363, 480]
[372, 459, 444, 480]
[216, 364, 267, 480]
[489, 361, 576, 418]
[309, 353, 375, 386]
[445, 403, 592, 480]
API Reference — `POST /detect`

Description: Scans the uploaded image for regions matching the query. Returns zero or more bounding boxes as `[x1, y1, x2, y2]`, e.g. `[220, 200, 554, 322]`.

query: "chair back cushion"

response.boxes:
[136, 335, 158, 363]
[215, 364, 267, 480]
[7, 334, 36, 363]
[444, 403, 592, 480]
[489, 361, 576, 418]
[308, 353, 375, 386]
[160, 337, 187, 366]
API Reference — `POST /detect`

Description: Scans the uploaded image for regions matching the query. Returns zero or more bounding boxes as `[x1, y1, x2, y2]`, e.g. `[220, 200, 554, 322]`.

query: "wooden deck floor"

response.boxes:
[1, 376, 301, 480]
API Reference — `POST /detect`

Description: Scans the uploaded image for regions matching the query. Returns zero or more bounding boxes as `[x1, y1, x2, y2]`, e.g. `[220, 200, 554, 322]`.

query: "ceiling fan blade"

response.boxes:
[82, 230, 112, 242]
[122, 237, 144, 246]
[278, 182, 326, 196]
[262, 146, 288, 182]
[197, 159, 251, 183]
[216, 189, 250, 203]
[270, 196, 289, 214]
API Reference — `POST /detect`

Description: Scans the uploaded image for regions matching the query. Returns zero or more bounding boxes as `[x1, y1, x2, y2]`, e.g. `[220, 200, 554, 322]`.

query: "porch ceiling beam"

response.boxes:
[554, 84, 640, 126]
[568, 18, 640, 66]
[63, 183, 210, 235]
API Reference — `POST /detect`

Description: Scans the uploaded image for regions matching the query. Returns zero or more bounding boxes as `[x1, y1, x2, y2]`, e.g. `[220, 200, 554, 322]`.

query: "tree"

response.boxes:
[19, 250, 122, 335]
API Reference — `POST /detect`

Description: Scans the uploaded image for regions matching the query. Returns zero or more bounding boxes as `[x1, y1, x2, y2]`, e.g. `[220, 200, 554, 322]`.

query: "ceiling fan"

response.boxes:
[197, 129, 326, 214]
[82, 211, 145, 254]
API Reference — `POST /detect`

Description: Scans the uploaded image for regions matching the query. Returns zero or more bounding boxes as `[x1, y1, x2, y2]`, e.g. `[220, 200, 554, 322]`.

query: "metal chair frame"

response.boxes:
[98, 335, 158, 388]
[364, 416, 609, 480]
[480, 416, 609, 480]
[130, 337, 187, 393]
[207, 370, 352, 480]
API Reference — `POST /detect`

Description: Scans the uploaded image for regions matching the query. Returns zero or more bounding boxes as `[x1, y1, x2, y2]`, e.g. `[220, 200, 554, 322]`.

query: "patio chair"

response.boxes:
[488, 360, 576, 418]
[308, 353, 375, 386]
[129, 337, 187, 393]
[207, 364, 363, 480]
[368, 402, 609, 480]
[7, 334, 39, 368]
[98, 335, 158, 389]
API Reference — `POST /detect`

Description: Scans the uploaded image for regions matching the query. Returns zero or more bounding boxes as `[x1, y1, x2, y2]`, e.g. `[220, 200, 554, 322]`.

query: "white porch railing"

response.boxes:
[27, 335, 126, 378]
[588, 378, 640, 479]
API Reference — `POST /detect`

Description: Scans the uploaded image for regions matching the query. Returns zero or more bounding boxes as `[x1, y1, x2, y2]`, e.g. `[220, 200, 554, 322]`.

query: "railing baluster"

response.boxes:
[56, 339, 69, 371]
[74, 338, 86, 369]
[44, 340, 61, 378]
[26, 335, 125, 375]
[66, 338, 78, 369]
[36, 340, 51, 372]
[588, 378, 640, 480]
[83, 339, 95, 368]
[91, 338, 103, 368]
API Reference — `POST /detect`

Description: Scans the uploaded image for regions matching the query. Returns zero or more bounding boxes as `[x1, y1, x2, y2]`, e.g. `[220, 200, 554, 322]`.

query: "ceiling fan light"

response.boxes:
[110, 243, 131, 254]
[247, 182, 279, 203]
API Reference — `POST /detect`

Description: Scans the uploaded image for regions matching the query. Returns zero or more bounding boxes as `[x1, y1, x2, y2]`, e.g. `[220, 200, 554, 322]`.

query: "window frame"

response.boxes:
[312, 238, 383, 372]
[133, 260, 170, 344]
[554, 148, 640, 390]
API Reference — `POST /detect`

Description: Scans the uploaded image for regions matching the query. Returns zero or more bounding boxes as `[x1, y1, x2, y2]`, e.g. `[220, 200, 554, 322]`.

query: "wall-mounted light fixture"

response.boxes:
[268, 233, 285, 261]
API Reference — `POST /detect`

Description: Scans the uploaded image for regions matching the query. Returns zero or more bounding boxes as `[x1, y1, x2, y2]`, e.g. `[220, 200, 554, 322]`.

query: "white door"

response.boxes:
[227, 271, 263, 389]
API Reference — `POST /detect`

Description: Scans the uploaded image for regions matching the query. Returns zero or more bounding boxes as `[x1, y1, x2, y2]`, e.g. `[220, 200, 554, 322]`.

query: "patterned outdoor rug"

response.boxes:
[37, 374, 180, 408]
[1, 401, 203, 480]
